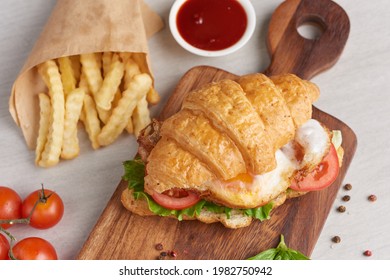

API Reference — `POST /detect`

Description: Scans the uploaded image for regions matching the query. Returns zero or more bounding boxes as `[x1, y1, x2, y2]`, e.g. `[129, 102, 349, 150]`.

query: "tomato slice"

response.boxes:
[290, 144, 340, 191]
[152, 189, 200, 210]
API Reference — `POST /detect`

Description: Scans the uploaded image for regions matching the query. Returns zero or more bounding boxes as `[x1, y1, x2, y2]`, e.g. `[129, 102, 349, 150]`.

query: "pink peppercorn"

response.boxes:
[363, 250, 372, 257]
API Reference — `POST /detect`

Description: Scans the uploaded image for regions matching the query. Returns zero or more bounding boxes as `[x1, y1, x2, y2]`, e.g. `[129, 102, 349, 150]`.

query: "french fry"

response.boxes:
[97, 89, 121, 124]
[123, 58, 142, 133]
[126, 119, 135, 134]
[80, 53, 103, 96]
[123, 58, 153, 134]
[119, 52, 131, 63]
[70, 55, 81, 82]
[132, 95, 151, 137]
[123, 58, 141, 89]
[98, 73, 152, 146]
[33, 51, 158, 167]
[130, 52, 160, 104]
[123, 57, 158, 128]
[37, 60, 65, 167]
[113, 89, 133, 134]
[96, 106, 111, 124]
[146, 87, 160, 104]
[95, 52, 102, 70]
[102, 52, 112, 77]
[79, 71, 111, 126]
[58, 56, 77, 96]
[35, 93, 51, 165]
[78, 72, 89, 93]
[37, 63, 50, 88]
[112, 89, 122, 106]
[131, 53, 147, 72]
[82, 94, 101, 149]
[79, 108, 86, 123]
[61, 88, 85, 159]
[95, 54, 124, 110]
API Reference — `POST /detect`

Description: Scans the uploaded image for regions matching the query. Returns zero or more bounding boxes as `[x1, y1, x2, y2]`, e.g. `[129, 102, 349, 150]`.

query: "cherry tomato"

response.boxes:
[152, 189, 200, 210]
[11, 237, 57, 260]
[0, 233, 10, 260]
[290, 144, 340, 191]
[0, 186, 22, 229]
[22, 188, 64, 229]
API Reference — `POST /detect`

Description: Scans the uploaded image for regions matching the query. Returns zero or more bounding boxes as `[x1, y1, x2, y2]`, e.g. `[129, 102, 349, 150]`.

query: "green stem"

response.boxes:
[0, 227, 17, 260]
[0, 198, 40, 226]
[0, 184, 52, 260]
[0, 190, 45, 260]
[277, 234, 288, 250]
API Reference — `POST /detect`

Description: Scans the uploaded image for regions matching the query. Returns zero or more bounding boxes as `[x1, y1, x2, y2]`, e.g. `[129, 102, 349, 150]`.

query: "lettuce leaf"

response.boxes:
[202, 202, 273, 222]
[123, 159, 273, 222]
[203, 201, 232, 219]
[133, 191, 206, 221]
[243, 202, 273, 221]
[122, 158, 145, 192]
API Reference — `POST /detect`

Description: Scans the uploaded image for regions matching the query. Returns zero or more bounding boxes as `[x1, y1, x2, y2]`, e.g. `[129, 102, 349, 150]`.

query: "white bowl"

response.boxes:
[169, 0, 256, 57]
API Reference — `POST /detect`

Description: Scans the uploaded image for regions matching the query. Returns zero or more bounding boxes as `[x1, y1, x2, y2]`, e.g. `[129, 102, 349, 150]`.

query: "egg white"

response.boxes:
[207, 119, 331, 208]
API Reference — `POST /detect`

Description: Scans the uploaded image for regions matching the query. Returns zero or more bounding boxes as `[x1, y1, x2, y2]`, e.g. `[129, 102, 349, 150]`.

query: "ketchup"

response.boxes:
[176, 0, 247, 51]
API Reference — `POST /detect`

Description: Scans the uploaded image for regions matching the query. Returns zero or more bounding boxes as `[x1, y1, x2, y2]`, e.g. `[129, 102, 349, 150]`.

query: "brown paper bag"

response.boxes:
[9, 0, 164, 150]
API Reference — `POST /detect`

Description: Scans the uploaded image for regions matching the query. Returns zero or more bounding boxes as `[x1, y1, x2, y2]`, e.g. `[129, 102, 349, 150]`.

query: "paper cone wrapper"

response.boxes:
[9, 0, 164, 149]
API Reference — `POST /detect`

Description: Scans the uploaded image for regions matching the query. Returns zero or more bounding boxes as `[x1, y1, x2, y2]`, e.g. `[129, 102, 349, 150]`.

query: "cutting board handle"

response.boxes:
[264, 0, 350, 80]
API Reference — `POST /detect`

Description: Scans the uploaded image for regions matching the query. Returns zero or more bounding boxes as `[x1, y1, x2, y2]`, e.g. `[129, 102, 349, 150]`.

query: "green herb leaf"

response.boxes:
[122, 159, 273, 222]
[248, 235, 310, 260]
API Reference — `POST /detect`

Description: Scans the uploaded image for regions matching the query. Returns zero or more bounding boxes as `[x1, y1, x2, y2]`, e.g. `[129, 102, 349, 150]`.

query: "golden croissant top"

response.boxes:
[143, 74, 320, 203]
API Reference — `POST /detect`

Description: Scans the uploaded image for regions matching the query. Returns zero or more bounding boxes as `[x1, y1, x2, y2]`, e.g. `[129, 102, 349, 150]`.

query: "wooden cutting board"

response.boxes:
[77, 0, 356, 260]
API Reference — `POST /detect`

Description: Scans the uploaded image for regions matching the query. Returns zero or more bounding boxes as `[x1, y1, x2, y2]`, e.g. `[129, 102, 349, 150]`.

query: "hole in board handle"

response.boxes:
[297, 16, 326, 40]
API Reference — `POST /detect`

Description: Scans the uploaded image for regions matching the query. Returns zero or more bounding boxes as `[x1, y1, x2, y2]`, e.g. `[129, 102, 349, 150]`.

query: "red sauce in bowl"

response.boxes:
[176, 0, 248, 51]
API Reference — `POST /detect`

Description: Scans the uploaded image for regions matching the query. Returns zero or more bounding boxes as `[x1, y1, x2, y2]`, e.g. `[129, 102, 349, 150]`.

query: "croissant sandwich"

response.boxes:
[121, 73, 344, 229]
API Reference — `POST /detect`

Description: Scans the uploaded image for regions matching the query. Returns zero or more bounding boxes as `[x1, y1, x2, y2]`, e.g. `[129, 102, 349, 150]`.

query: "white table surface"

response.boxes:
[1, 0, 389, 260]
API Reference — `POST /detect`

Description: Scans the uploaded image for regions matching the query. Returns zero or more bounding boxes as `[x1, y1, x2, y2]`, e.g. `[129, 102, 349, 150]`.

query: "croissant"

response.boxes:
[122, 73, 342, 228]
[144, 74, 319, 203]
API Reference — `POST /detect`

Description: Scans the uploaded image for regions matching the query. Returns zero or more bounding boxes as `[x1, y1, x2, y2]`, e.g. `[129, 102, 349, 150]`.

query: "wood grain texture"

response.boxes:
[265, 0, 350, 79]
[77, 0, 356, 260]
[77, 66, 356, 260]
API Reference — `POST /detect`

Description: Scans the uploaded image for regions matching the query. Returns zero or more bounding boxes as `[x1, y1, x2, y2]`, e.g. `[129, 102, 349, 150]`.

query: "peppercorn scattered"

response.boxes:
[332, 236, 341, 243]
[368, 194, 377, 202]
[363, 250, 372, 257]
[344, 183, 352, 191]
[155, 243, 164, 251]
[342, 195, 351, 202]
[160, 251, 167, 257]
[169, 250, 178, 258]
[337, 205, 346, 212]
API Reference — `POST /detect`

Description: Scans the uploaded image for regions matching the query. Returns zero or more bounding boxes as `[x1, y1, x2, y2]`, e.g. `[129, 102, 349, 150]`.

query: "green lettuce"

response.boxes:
[123, 158, 145, 192]
[123, 159, 273, 222]
[243, 203, 274, 221]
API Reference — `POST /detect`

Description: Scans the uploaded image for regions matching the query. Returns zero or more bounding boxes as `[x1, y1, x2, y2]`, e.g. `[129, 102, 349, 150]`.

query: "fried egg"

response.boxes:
[206, 119, 331, 208]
